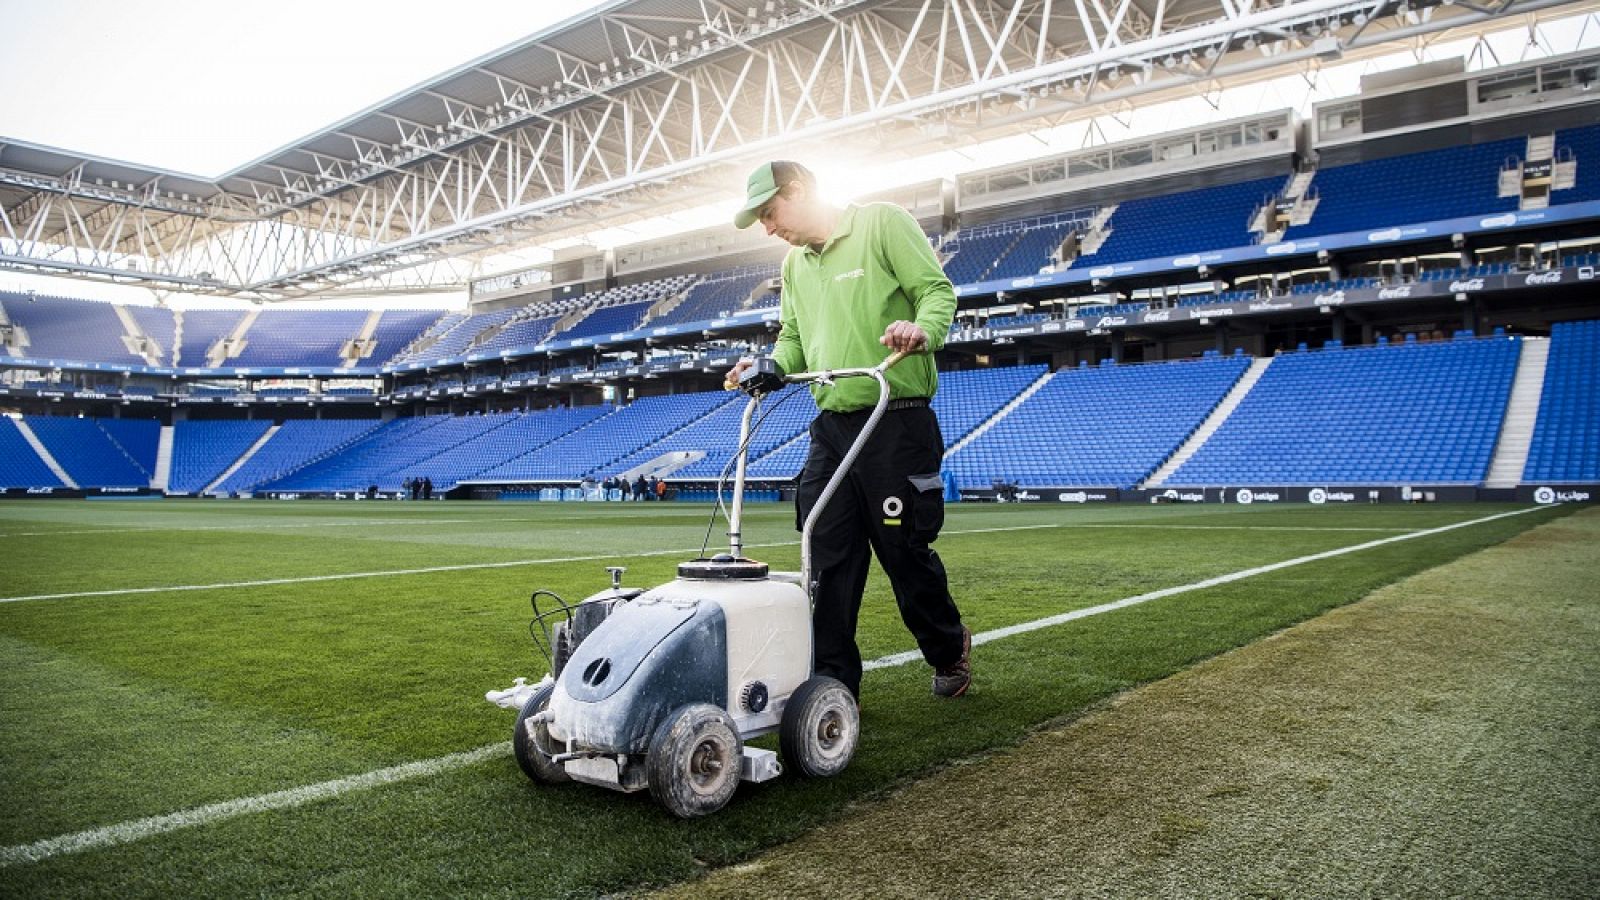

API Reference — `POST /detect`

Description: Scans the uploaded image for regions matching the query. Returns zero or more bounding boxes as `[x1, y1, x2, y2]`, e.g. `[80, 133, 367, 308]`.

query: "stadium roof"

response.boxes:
[1, 0, 1594, 300]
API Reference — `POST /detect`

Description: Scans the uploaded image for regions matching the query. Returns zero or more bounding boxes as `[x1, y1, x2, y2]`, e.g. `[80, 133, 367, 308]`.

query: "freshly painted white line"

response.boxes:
[864, 505, 1544, 671]
[0, 743, 511, 867]
[0, 521, 1419, 604]
[0, 505, 1546, 865]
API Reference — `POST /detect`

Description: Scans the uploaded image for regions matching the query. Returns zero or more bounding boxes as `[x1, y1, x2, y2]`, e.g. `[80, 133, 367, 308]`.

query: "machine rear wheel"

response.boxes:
[646, 704, 742, 818]
[513, 684, 570, 784]
[779, 676, 859, 778]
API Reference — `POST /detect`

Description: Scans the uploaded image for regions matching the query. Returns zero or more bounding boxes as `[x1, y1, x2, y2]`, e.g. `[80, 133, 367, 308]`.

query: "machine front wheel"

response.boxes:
[646, 703, 742, 818]
[513, 684, 570, 784]
[779, 676, 859, 778]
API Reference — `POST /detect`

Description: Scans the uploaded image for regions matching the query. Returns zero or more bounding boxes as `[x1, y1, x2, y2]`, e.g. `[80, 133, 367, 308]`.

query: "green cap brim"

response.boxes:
[734, 186, 779, 229]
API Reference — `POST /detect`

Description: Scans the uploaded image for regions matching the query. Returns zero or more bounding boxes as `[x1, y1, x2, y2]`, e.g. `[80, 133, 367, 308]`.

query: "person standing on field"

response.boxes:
[724, 160, 971, 700]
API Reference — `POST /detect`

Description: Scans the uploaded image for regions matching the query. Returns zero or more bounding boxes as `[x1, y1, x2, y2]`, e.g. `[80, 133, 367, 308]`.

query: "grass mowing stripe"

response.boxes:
[0, 744, 510, 868]
[0, 505, 1542, 867]
[0, 521, 1420, 605]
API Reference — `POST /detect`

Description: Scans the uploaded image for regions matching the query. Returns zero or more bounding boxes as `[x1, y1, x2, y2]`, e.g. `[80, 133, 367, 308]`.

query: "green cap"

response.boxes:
[734, 160, 814, 229]
[734, 162, 781, 229]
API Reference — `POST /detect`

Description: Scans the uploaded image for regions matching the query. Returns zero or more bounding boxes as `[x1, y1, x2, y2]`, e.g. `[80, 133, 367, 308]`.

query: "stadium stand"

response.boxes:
[477, 392, 736, 482]
[653, 266, 776, 327]
[364, 310, 447, 366]
[945, 357, 1251, 489]
[97, 417, 161, 475]
[212, 419, 383, 494]
[1523, 319, 1600, 483]
[415, 405, 614, 488]
[389, 312, 467, 364]
[1168, 338, 1520, 485]
[24, 416, 152, 487]
[128, 306, 178, 364]
[749, 365, 1050, 481]
[230, 309, 370, 367]
[1554, 122, 1600, 203]
[1085, 176, 1282, 266]
[1285, 137, 1523, 239]
[256, 417, 454, 492]
[418, 307, 518, 360]
[169, 420, 273, 494]
[175, 309, 246, 367]
[0, 294, 143, 364]
[556, 299, 655, 342]
[0, 417, 65, 488]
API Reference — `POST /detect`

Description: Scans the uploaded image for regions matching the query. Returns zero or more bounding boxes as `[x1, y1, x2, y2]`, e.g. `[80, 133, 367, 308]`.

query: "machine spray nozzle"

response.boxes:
[605, 566, 626, 590]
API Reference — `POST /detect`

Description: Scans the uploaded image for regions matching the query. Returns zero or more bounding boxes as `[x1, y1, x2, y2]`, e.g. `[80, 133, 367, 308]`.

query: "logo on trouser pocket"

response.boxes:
[882, 495, 903, 525]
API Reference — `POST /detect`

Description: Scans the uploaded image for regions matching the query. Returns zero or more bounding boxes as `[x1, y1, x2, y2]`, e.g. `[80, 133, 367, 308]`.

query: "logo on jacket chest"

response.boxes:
[833, 267, 866, 282]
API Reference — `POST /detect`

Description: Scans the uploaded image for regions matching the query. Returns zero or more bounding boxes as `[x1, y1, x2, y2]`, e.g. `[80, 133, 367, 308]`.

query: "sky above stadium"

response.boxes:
[0, 0, 612, 176]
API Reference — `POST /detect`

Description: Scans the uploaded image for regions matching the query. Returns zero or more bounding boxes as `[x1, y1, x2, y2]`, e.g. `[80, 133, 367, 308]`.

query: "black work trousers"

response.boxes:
[797, 404, 965, 698]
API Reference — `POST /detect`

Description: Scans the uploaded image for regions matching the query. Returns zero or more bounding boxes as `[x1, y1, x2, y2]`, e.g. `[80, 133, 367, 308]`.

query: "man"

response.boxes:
[725, 160, 970, 699]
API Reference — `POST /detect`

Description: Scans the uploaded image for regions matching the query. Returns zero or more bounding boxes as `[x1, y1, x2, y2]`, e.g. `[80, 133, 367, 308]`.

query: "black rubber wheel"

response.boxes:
[779, 676, 859, 778]
[646, 704, 742, 818]
[512, 683, 570, 784]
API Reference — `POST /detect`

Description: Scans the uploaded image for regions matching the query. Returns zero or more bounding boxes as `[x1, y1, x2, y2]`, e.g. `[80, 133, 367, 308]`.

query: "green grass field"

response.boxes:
[0, 499, 1579, 897]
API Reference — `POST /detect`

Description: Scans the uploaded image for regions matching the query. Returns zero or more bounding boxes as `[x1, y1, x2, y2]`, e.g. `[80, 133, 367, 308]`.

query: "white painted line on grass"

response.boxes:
[0, 521, 1421, 604]
[0, 505, 1546, 866]
[0, 743, 511, 867]
[864, 505, 1545, 670]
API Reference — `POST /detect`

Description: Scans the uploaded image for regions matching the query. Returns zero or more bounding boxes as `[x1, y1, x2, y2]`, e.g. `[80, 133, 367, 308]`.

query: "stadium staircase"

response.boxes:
[1484, 338, 1550, 488]
[943, 367, 1054, 458]
[209, 309, 259, 366]
[153, 426, 175, 491]
[341, 311, 384, 366]
[9, 419, 78, 488]
[1143, 356, 1273, 488]
[111, 304, 162, 366]
[204, 424, 281, 495]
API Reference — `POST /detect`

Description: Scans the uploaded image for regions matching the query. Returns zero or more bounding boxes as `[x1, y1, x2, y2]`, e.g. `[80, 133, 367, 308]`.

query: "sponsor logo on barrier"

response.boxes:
[1532, 486, 1590, 503]
[1265, 241, 1299, 256]
[1367, 227, 1403, 242]
[1479, 213, 1519, 228]
[1172, 254, 1202, 267]
[1315, 291, 1347, 306]
[1096, 316, 1127, 328]
[1089, 266, 1116, 278]
[1064, 319, 1087, 331]
[1041, 321, 1063, 332]
[1308, 488, 1356, 504]
[1378, 286, 1414, 300]
[1448, 278, 1485, 292]
[1010, 276, 1037, 288]
[1057, 491, 1112, 503]
[99, 487, 140, 494]
[1014, 490, 1041, 501]
[1142, 310, 1172, 322]
[1188, 307, 1235, 320]
[1524, 271, 1563, 286]
[1162, 489, 1205, 502]
[26, 487, 55, 494]
[1249, 300, 1293, 311]
[1581, 266, 1596, 281]
[1236, 488, 1283, 504]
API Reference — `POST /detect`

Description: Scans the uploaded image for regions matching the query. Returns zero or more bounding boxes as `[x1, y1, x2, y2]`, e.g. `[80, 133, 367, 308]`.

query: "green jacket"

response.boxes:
[771, 202, 956, 412]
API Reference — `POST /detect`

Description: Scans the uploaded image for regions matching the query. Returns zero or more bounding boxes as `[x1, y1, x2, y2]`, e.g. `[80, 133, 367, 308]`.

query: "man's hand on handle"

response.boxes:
[880, 321, 928, 353]
[724, 358, 754, 390]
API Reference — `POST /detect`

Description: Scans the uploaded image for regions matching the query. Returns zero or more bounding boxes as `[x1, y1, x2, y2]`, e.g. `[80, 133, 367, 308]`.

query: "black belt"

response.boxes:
[887, 397, 930, 411]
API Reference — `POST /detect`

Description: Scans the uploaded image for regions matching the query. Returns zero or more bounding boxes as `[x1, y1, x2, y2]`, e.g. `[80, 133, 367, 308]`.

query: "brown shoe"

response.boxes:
[932, 626, 972, 697]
